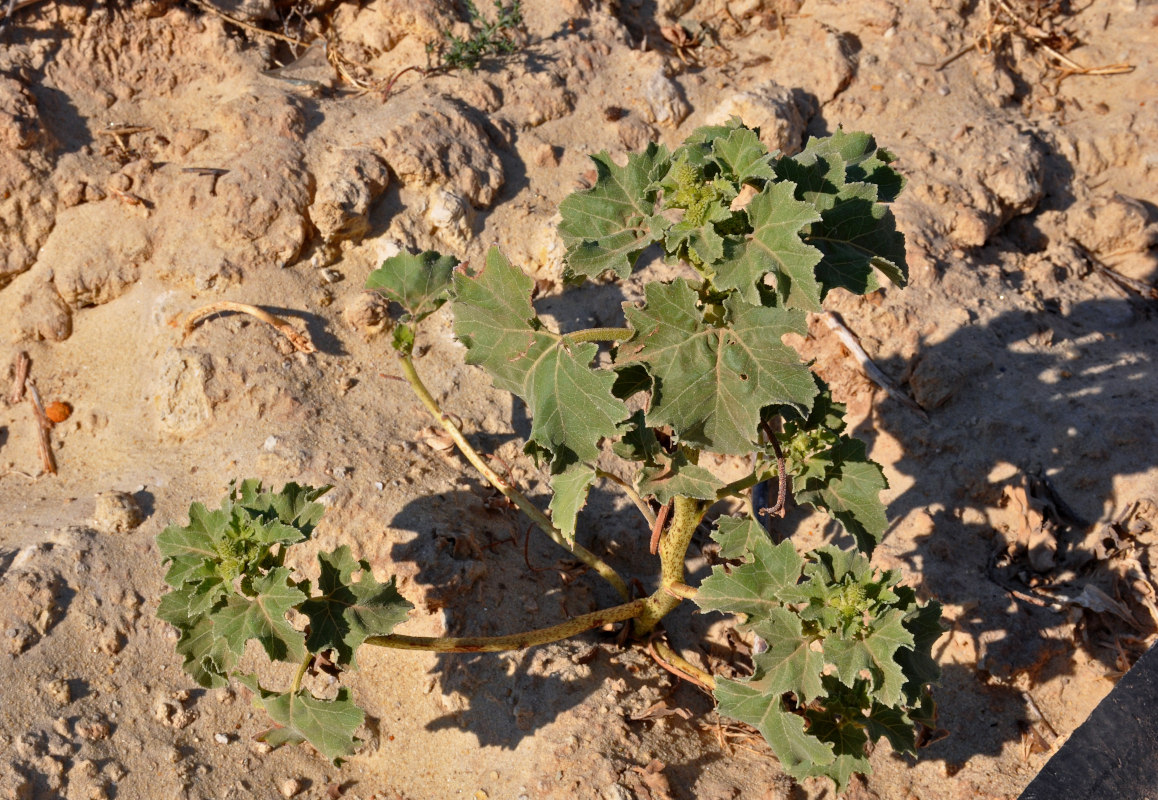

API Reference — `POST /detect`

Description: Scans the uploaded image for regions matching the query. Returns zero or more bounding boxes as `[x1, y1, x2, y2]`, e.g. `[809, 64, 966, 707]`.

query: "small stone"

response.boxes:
[214, 733, 229, 744]
[281, 778, 303, 798]
[76, 718, 111, 741]
[91, 492, 143, 533]
[534, 142, 559, 167]
[43, 678, 72, 705]
[342, 292, 390, 336]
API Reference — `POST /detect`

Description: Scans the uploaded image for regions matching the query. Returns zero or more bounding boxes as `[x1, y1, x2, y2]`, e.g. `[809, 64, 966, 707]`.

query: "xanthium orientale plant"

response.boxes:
[157, 120, 943, 791]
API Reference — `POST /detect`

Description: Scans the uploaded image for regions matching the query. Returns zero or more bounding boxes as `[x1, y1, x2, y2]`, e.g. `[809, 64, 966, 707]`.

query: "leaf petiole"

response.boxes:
[290, 650, 312, 694]
[595, 469, 656, 527]
[561, 327, 634, 345]
[396, 351, 631, 602]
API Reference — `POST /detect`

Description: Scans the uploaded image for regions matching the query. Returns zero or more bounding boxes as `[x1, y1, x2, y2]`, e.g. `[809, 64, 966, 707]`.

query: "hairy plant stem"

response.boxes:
[397, 352, 631, 602]
[650, 638, 716, 690]
[634, 496, 709, 636]
[366, 598, 648, 653]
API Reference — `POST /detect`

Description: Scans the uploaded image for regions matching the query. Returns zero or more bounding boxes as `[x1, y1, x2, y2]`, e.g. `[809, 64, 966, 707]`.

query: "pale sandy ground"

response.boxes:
[1, 0, 1157, 798]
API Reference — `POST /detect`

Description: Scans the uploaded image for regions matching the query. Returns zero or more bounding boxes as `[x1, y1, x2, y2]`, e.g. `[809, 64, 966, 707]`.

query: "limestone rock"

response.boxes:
[92, 491, 144, 534]
[1070, 193, 1158, 256]
[44, 206, 151, 308]
[704, 82, 810, 155]
[310, 149, 391, 245]
[0, 72, 57, 286]
[0, 562, 66, 655]
[641, 63, 690, 127]
[378, 99, 505, 208]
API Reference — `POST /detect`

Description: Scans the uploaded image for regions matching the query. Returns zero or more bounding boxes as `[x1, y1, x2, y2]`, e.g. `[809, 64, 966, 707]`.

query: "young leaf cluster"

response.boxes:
[697, 517, 942, 791]
[433, 0, 524, 71]
[156, 481, 413, 762]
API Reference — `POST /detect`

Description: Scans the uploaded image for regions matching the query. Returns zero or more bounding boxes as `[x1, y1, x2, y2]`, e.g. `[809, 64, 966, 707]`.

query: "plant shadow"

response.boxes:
[388, 480, 654, 747]
[847, 254, 1158, 774]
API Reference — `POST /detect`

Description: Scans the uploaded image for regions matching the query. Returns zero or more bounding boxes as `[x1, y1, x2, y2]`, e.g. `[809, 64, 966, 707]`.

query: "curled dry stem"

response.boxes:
[398, 353, 631, 602]
[184, 301, 316, 354]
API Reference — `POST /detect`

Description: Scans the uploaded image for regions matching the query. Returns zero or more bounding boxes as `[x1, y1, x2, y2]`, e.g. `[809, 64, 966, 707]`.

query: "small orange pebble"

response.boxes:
[45, 401, 72, 424]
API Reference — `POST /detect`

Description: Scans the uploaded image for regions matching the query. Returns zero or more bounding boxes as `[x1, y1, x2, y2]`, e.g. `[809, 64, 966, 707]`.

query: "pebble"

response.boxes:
[91, 491, 143, 533]
[214, 732, 229, 744]
[281, 777, 303, 797]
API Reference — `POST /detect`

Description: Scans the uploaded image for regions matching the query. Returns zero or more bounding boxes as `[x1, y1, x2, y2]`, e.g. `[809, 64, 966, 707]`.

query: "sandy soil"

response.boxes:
[1, 0, 1157, 797]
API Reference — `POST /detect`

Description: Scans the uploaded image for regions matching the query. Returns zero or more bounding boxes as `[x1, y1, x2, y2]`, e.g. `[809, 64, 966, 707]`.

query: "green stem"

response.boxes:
[650, 638, 716, 690]
[633, 496, 708, 636]
[716, 464, 775, 501]
[562, 327, 634, 345]
[366, 598, 648, 653]
[398, 352, 631, 602]
[596, 468, 656, 527]
[290, 651, 312, 694]
[663, 581, 698, 601]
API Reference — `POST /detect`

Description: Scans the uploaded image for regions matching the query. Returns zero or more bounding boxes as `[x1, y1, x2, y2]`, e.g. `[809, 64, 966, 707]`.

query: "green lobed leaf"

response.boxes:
[717, 181, 824, 310]
[173, 573, 229, 620]
[157, 502, 229, 588]
[804, 705, 871, 793]
[710, 125, 777, 185]
[547, 462, 597, 544]
[299, 547, 413, 669]
[366, 250, 459, 322]
[795, 438, 889, 555]
[235, 481, 331, 538]
[776, 130, 908, 299]
[214, 567, 308, 664]
[173, 614, 236, 689]
[821, 608, 914, 707]
[620, 281, 816, 455]
[711, 515, 772, 561]
[524, 338, 627, 465]
[773, 151, 845, 214]
[809, 182, 907, 297]
[452, 247, 543, 396]
[236, 676, 364, 764]
[795, 128, 905, 203]
[453, 248, 627, 468]
[558, 144, 670, 281]
[714, 678, 835, 778]
[696, 535, 804, 618]
[865, 702, 917, 754]
[636, 450, 725, 504]
[746, 607, 828, 704]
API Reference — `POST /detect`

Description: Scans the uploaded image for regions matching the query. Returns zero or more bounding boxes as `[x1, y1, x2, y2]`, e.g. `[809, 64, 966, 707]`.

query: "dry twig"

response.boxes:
[9, 351, 30, 404]
[186, 0, 308, 46]
[819, 311, 929, 421]
[23, 380, 57, 476]
[184, 301, 317, 353]
[920, 0, 1134, 82]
